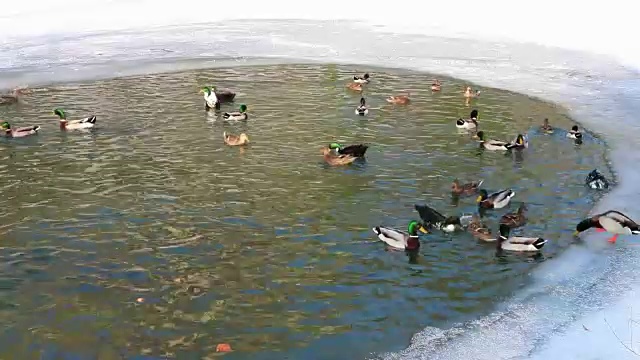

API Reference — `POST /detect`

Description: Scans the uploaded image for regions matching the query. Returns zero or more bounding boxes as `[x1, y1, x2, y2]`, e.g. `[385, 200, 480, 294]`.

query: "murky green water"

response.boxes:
[0, 64, 609, 359]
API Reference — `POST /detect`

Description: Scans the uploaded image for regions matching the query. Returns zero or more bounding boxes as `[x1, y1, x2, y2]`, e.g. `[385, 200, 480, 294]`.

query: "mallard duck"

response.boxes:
[467, 214, 494, 241]
[321, 146, 358, 166]
[567, 125, 582, 140]
[414, 204, 463, 232]
[223, 104, 248, 121]
[346, 82, 363, 92]
[328, 143, 368, 158]
[497, 224, 547, 252]
[200, 86, 236, 111]
[0, 121, 40, 137]
[431, 79, 441, 92]
[499, 202, 527, 228]
[355, 97, 369, 116]
[510, 134, 528, 149]
[372, 220, 428, 250]
[585, 169, 609, 190]
[541, 118, 554, 134]
[0, 88, 31, 106]
[53, 108, 97, 130]
[574, 210, 639, 243]
[223, 131, 249, 146]
[353, 73, 370, 84]
[451, 178, 483, 196]
[386, 93, 410, 105]
[456, 109, 479, 130]
[464, 86, 481, 98]
[477, 188, 515, 209]
[475, 131, 517, 151]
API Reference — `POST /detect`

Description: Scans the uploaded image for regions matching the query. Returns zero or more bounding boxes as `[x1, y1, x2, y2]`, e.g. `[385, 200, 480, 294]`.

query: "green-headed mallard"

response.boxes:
[372, 220, 428, 251]
[223, 104, 248, 121]
[574, 210, 640, 243]
[355, 97, 369, 116]
[467, 214, 494, 241]
[499, 202, 527, 228]
[456, 109, 478, 130]
[53, 108, 96, 130]
[541, 118, 554, 134]
[353, 73, 370, 84]
[386, 93, 410, 105]
[1, 121, 40, 137]
[510, 134, 528, 149]
[451, 178, 483, 196]
[200, 86, 236, 111]
[328, 143, 368, 158]
[477, 188, 515, 209]
[321, 146, 357, 166]
[497, 224, 547, 252]
[223, 131, 249, 146]
[414, 204, 463, 232]
[476, 131, 517, 151]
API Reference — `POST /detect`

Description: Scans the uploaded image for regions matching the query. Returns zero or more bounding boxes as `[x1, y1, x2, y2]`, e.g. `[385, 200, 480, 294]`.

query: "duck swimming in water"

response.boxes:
[223, 132, 250, 146]
[475, 131, 518, 151]
[0, 88, 31, 106]
[223, 104, 248, 121]
[414, 204, 464, 233]
[585, 169, 610, 190]
[467, 214, 494, 242]
[353, 73, 370, 84]
[541, 118, 554, 134]
[346, 82, 363, 92]
[386, 93, 410, 105]
[372, 220, 428, 251]
[574, 210, 640, 243]
[200, 86, 236, 111]
[464, 86, 481, 98]
[355, 97, 369, 116]
[499, 202, 528, 228]
[451, 178, 484, 196]
[431, 79, 441, 92]
[1, 121, 40, 137]
[477, 188, 516, 209]
[456, 109, 479, 130]
[567, 125, 583, 144]
[54, 108, 97, 130]
[328, 143, 368, 158]
[321, 146, 358, 166]
[510, 134, 528, 149]
[497, 224, 547, 252]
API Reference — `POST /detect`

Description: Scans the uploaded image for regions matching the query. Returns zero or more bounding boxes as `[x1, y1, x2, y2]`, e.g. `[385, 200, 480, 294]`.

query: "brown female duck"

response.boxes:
[499, 202, 528, 228]
[451, 179, 484, 196]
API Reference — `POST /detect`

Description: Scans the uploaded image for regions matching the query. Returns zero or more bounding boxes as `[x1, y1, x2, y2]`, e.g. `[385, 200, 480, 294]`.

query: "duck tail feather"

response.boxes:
[534, 238, 548, 249]
[476, 179, 484, 187]
[632, 230, 640, 235]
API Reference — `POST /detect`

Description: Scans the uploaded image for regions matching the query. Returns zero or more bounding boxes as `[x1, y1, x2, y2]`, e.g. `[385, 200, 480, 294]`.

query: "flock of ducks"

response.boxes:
[1, 71, 638, 256]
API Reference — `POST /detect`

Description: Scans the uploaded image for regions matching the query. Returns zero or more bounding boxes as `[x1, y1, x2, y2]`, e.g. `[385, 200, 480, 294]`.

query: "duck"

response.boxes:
[222, 104, 248, 121]
[456, 109, 479, 130]
[585, 169, 610, 190]
[321, 146, 358, 166]
[431, 79, 441, 92]
[200, 86, 236, 111]
[53, 108, 97, 130]
[0, 121, 40, 137]
[372, 220, 428, 251]
[353, 73, 370, 84]
[451, 178, 484, 196]
[499, 202, 527, 228]
[567, 125, 583, 140]
[541, 118, 554, 134]
[477, 188, 516, 209]
[223, 131, 249, 146]
[464, 86, 481, 98]
[510, 134, 528, 149]
[467, 214, 494, 241]
[0, 88, 30, 106]
[346, 82, 363, 92]
[574, 210, 640, 243]
[497, 224, 547, 252]
[328, 143, 368, 158]
[414, 204, 463, 232]
[475, 131, 518, 151]
[355, 97, 369, 116]
[386, 93, 410, 105]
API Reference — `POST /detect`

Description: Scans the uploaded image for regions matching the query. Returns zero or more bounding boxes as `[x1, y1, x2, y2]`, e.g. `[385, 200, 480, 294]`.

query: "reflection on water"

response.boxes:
[0, 64, 609, 359]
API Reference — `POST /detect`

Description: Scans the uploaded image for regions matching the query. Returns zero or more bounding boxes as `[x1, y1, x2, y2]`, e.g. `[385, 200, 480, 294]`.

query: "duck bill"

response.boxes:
[572, 230, 580, 236]
[475, 195, 483, 203]
[418, 225, 429, 234]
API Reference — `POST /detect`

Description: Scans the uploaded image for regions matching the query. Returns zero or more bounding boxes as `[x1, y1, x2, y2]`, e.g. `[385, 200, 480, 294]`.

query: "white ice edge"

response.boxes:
[2, 1, 640, 359]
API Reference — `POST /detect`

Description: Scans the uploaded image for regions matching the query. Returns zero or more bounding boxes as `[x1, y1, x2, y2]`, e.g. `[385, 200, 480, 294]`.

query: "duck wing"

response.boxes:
[489, 189, 513, 202]
[338, 144, 368, 157]
[599, 210, 639, 227]
[414, 204, 447, 224]
[69, 115, 97, 125]
[215, 89, 236, 101]
[15, 125, 40, 133]
[372, 226, 408, 249]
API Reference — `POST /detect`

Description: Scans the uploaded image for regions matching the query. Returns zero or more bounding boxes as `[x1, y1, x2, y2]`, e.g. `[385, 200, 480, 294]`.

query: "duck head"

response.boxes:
[200, 86, 215, 96]
[574, 217, 598, 235]
[408, 220, 429, 235]
[515, 134, 527, 146]
[571, 125, 579, 132]
[517, 202, 528, 214]
[475, 131, 486, 141]
[470, 109, 478, 119]
[1, 121, 10, 132]
[476, 189, 489, 203]
[360, 97, 366, 106]
[238, 104, 248, 113]
[498, 224, 511, 241]
[53, 108, 67, 120]
[543, 118, 550, 126]
[363, 73, 370, 80]
[239, 133, 250, 143]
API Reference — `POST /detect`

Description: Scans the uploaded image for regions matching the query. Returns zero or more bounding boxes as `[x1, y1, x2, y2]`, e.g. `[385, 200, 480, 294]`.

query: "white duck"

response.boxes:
[372, 220, 427, 251]
[54, 108, 96, 130]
